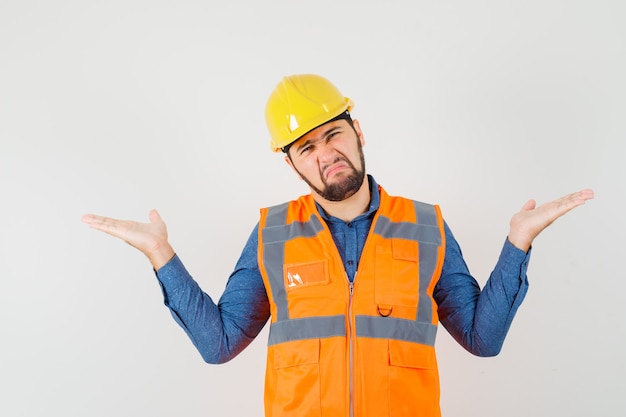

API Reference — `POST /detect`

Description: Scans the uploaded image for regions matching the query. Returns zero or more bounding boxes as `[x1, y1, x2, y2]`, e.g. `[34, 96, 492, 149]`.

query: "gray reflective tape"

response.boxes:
[262, 215, 324, 244]
[263, 204, 290, 321]
[373, 216, 441, 245]
[268, 315, 437, 347]
[355, 315, 437, 346]
[268, 315, 346, 346]
[414, 203, 440, 323]
[265, 202, 289, 227]
[413, 201, 438, 227]
[264, 241, 289, 321]
[417, 243, 437, 323]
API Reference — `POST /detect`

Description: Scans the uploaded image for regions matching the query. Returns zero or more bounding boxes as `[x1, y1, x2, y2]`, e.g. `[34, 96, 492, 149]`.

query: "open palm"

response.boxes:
[508, 189, 594, 252]
[81, 209, 174, 269]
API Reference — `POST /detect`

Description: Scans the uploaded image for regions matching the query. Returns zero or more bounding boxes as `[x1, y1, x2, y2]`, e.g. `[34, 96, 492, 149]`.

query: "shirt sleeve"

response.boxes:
[155, 224, 270, 364]
[434, 221, 530, 357]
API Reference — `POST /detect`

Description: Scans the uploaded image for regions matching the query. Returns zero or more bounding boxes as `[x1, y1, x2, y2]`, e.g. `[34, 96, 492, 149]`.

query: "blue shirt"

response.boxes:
[156, 176, 530, 363]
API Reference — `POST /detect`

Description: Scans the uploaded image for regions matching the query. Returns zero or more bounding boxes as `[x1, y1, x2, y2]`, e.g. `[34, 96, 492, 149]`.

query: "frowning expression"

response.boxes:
[286, 119, 366, 202]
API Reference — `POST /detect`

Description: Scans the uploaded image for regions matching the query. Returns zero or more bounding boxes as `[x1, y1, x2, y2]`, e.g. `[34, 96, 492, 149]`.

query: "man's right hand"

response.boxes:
[81, 209, 175, 270]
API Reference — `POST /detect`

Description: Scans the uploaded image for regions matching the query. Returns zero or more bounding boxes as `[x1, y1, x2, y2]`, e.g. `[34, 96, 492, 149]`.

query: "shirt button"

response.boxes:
[347, 223, 353, 228]
[347, 260, 354, 266]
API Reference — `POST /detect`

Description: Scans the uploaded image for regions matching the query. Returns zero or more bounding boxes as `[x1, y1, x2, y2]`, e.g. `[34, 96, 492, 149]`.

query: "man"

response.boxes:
[82, 74, 593, 416]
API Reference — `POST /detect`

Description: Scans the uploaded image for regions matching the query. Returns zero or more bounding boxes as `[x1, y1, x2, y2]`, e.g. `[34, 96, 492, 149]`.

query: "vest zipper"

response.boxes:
[348, 278, 355, 417]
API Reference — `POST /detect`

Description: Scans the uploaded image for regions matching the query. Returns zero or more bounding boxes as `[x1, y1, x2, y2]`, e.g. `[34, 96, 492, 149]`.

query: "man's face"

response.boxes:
[286, 119, 366, 202]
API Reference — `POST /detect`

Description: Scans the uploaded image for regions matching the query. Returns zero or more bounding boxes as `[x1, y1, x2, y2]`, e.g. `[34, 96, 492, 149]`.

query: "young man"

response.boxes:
[82, 74, 593, 417]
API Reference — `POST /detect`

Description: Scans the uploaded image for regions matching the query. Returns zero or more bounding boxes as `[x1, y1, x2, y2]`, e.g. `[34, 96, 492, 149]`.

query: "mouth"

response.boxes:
[323, 161, 349, 180]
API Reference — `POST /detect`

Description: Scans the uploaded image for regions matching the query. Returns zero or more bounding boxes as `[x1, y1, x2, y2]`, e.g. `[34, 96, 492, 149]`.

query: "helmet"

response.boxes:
[265, 74, 354, 152]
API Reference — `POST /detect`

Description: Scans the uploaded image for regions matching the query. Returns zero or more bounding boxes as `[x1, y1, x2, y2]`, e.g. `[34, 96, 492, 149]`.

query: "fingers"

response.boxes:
[81, 213, 129, 238]
[523, 189, 594, 215]
[572, 188, 595, 204]
[81, 213, 113, 228]
[82, 211, 164, 229]
[560, 189, 594, 204]
[555, 189, 595, 213]
[81, 213, 110, 227]
[81, 213, 95, 224]
[526, 189, 593, 228]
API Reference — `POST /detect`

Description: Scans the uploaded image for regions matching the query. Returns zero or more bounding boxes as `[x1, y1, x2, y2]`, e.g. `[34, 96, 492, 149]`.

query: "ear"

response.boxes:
[284, 155, 294, 169]
[352, 119, 365, 147]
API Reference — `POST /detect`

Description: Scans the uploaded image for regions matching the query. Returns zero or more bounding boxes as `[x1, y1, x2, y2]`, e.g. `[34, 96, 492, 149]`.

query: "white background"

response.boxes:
[1, 1, 623, 416]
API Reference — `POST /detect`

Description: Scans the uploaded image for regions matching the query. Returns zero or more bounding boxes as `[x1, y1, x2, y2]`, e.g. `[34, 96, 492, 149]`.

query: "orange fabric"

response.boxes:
[258, 186, 445, 416]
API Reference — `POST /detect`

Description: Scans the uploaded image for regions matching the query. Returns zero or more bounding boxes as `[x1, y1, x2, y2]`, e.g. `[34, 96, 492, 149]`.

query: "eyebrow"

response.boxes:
[295, 126, 342, 153]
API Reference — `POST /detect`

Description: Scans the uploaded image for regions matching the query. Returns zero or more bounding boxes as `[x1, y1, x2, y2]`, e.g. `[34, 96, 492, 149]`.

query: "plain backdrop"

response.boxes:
[1, 1, 623, 416]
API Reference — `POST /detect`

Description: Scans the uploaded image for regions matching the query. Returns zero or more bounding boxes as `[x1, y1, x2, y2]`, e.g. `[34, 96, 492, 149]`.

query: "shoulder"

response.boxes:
[262, 193, 312, 212]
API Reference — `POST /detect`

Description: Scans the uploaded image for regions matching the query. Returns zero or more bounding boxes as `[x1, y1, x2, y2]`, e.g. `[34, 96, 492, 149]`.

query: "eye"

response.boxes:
[299, 145, 313, 155]
[322, 132, 338, 147]
[328, 130, 340, 139]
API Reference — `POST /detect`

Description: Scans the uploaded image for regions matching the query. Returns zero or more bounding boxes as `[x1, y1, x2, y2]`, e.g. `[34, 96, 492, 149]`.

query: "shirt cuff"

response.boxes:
[501, 238, 532, 276]
[154, 254, 191, 290]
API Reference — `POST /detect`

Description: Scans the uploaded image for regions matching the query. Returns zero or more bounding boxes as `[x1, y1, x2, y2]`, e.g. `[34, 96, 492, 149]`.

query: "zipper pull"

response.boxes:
[349, 282, 354, 296]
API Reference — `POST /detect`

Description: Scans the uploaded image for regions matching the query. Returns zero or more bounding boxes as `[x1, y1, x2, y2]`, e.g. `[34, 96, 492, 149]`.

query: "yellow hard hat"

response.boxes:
[265, 74, 354, 152]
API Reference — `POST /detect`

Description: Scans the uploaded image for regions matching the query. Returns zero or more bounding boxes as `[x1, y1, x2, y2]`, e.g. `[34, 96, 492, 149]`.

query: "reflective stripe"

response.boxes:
[264, 242, 289, 321]
[373, 216, 441, 245]
[413, 200, 438, 228]
[263, 205, 326, 321]
[265, 202, 289, 228]
[261, 197, 442, 346]
[263, 204, 289, 321]
[414, 201, 440, 325]
[417, 243, 437, 324]
[267, 315, 437, 347]
[268, 315, 346, 345]
[356, 315, 437, 346]
[262, 215, 325, 244]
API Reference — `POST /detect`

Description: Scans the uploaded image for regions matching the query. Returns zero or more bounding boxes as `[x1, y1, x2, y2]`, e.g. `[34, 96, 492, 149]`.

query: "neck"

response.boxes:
[312, 176, 371, 222]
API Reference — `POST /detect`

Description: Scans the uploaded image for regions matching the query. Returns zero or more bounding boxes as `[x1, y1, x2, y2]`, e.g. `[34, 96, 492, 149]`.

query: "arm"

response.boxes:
[435, 189, 594, 356]
[435, 224, 529, 357]
[156, 227, 269, 363]
[81, 211, 270, 363]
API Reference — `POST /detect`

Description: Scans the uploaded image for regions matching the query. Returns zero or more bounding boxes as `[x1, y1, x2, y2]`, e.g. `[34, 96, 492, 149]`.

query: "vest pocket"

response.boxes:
[273, 338, 320, 368]
[270, 339, 321, 416]
[283, 260, 329, 290]
[375, 240, 420, 309]
[388, 340, 440, 416]
[388, 339, 436, 369]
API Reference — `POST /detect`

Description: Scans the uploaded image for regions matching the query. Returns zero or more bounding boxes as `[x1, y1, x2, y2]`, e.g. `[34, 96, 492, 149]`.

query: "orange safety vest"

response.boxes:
[258, 185, 446, 417]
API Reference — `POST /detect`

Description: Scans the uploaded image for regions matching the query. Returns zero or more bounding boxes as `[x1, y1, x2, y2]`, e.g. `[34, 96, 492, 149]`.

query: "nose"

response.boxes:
[316, 140, 339, 163]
